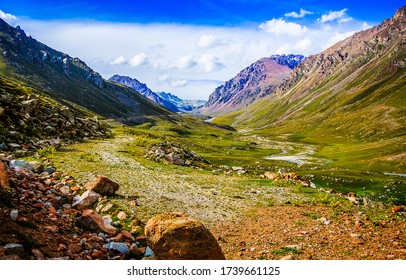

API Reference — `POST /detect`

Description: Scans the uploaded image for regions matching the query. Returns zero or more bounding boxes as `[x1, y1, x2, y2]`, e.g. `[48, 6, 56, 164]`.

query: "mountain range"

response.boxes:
[200, 54, 305, 115]
[212, 6, 405, 172]
[109, 75, 206, 112]
[0, 19, 172, 123]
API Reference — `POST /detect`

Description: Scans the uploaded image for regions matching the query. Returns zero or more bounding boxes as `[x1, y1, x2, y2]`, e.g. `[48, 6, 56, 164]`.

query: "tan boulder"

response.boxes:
[84, 176, 119, 196]
[264, 171, 279, 180]
[145, 212, 225, 260]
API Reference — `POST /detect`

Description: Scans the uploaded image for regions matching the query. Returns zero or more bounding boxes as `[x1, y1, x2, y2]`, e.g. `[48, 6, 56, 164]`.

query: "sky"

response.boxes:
[0, 0, 404, 100]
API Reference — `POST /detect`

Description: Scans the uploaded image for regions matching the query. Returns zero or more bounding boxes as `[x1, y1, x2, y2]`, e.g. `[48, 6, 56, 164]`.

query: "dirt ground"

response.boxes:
[211, 206, 406, 260]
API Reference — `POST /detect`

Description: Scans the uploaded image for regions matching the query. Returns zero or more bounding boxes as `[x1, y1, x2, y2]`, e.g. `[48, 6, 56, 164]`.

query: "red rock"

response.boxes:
[68, 243, 82, 254]
[120, 230, 134, 242]
[392, 206, 405, 213]
[84, 176, 119, 196]
[145, 212, 225, 260]
[91, 250, 107, 260]
[135, 236, 147, 242]
[76, 209, 117, 235]
[31, 249, 44, 260]
[0, 161, 10, 190]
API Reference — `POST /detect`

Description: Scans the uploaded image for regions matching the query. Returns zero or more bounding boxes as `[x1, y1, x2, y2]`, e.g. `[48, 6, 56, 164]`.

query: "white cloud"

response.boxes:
[338, 17, 353, 24]
[198, 54, 225, 72]
[196, 34, 228, 49]
[171, 79, 188, 87]
[158, 74, 169, 81]
[294, 38, 312, 52]
[129, 53, 148, 67]
[285, 8, 313, 18]
[109, 55, 127, 66]
[259, 19, 308, 36]
[17, 17, 372, 100]
[319, 9, 352, 23]
[168, 55, 197, 69]
[0, 10, 18, 26]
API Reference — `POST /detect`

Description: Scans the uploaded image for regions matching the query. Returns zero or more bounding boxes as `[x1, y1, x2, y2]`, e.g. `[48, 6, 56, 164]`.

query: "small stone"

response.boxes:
[144, 246, 155, 257]
[102, 215, 113, 226]
[91, 250, 107, 259]
[350, 233, 361, 238]
[9, 160, 34, 172]
[43, 167, 56, 175]
[117, 211, 127, 220]
[101, 203, 114, 213]
[68, 243, 82, 254]
[10, 209, 18, 221]
[4, 243, 25, 257]
[280, 254, 296, 260]
[103, 242, 129, 255]
[0, 161, 10, 190]
[76, 209, 117, 235]
[129, 244, 143, 258]
[72, 190, 101, 210]
[31, 249, 44, 260]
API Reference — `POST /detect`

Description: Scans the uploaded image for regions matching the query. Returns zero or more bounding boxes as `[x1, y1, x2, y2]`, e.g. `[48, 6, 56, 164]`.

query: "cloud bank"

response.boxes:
[2, 9, 372, 100]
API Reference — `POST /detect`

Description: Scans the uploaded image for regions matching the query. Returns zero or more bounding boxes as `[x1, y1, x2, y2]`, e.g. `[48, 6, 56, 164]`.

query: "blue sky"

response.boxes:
[0, 1, 404, 99]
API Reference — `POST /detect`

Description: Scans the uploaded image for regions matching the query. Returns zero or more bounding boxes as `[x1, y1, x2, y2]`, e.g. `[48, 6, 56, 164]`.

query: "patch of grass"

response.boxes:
[272, 247, 301, 255]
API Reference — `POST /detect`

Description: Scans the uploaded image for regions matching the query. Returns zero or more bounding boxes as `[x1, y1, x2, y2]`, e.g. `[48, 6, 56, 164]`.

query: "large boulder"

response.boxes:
[145, 212, 225, 260]
[84, 176, 119, 196]
[0, 161, 10, 190]
[76, 209, 117, 235]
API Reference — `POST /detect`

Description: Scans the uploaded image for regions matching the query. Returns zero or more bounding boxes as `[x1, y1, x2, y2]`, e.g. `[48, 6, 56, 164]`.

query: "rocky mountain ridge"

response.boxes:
[0, 19, 172, 121]
[200, 54, 305, 115]
[109, 75, 205, 112]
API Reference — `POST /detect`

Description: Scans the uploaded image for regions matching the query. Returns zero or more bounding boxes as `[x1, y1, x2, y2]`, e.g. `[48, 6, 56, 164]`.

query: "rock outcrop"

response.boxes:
[145, 212, 225, 260]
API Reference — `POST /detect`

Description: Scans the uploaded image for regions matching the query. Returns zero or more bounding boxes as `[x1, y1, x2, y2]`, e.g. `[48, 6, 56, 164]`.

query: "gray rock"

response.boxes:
[10, 209, 18, 221]
[8, 143, 21, 149]
[43, 166, 56, 175]
[144, 246, 155, 257]
[4, 243, 25, 257]
[29, 161, 44, 173]
[9, 160, 34, 172]
[0, 142, 9, 150]
[103, 242, 129, 254]
[102, 216, 113, 226]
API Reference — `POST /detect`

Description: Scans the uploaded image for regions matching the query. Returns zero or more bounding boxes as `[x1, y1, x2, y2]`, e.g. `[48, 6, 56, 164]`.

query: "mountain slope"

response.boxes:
[200, 54, 305, 116]
[228, 6, 405, 172]
[109, 75, 206, 112]
[0, 19, 172, 121]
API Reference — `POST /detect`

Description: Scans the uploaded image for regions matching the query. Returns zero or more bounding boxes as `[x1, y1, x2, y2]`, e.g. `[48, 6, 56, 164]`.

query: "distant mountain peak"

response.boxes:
[199, 54, 305, 115]
[109, 75, 206, 112]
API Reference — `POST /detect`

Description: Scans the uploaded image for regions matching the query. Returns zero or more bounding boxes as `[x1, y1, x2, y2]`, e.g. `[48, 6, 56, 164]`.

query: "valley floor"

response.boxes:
[37, 133, 405, 260]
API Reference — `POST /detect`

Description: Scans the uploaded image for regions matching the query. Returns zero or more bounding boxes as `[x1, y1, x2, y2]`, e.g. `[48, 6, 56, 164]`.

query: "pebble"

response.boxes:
[117, 211, 127, 220]
[103, 242, 129, 255]
[4, 243, 25, 257]
[10, 209, 18, 221]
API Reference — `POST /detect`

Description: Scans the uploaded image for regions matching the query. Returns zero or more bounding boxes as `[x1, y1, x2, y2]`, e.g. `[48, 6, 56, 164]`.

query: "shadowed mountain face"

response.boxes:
[0, 19, 172, 121]
[200, 54, 305, 116]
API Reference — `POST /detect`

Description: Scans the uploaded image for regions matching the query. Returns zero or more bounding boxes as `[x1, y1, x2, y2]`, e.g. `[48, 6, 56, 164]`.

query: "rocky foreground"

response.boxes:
[0, 155, 224, 260]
